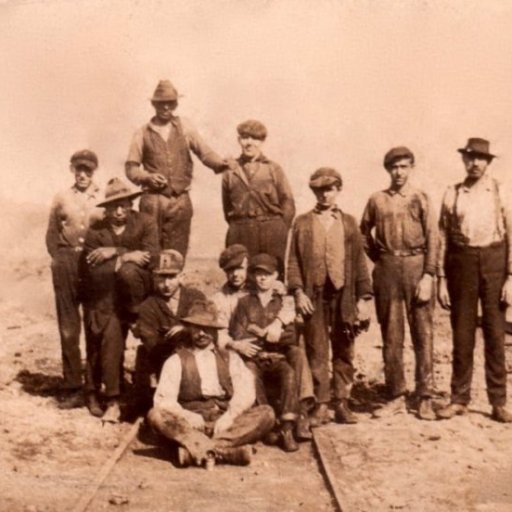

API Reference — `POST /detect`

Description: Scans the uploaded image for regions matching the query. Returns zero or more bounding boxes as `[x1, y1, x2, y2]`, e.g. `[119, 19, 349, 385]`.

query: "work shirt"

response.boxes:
[45, 183, 103, 257]
[222, 154, 295, 227]
[438, 175, 512, 275]
[360, 185, 437, 275]
[153, 345, 255, 425]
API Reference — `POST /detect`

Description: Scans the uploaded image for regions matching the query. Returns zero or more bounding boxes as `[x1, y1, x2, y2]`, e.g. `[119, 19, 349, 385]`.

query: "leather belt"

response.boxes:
[380, 248, 426, 257]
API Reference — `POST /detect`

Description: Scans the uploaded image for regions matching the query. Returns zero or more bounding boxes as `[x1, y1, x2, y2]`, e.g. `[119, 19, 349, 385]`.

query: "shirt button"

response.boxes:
[78, 237, 84, 243]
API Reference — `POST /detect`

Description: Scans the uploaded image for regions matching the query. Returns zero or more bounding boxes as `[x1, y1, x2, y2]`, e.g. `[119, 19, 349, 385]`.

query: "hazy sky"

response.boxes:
[3, 0, 512, 257]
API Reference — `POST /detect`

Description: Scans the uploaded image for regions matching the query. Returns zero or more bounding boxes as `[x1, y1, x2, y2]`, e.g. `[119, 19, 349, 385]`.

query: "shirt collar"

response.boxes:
[238, 153, 269, 165]
[221, 281, 248, 295]
[461, 173, 493, 192]
[148, 115, 178, 131]
[386, 183, 412, 197]
[192, 343, 216, 354]
[313, 204, 341, 217]
[72, 182, 100, 199]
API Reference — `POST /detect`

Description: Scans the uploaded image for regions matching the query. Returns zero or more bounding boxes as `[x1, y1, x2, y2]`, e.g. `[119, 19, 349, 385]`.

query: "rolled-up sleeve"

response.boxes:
[227, 352, 256, 418]
[125, 127, 151, 185]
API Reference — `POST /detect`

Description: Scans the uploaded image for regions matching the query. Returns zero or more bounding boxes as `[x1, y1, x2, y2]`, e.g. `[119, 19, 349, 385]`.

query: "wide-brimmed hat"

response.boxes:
[383, 146, 415, 169]
[309, 167, 343, 189]
[181, 300, 223, 329]
[150, 80, 179, 103]
[97, 178, 142, 208]
[458, 138, 496, 160]
[70, 149, 98, 170]
[153, 250, 184, 275]
[249, 253, 278, 274]
[219, 244, 249, 271]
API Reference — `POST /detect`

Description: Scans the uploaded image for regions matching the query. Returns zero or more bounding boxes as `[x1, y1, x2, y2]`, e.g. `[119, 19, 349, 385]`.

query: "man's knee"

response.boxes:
[118, 262, 143, 285]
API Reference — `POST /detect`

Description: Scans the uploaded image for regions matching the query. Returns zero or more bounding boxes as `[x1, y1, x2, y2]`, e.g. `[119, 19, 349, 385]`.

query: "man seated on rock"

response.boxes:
[132, 249, 205, 414]
[229, 253, 309, 452]
[212, 245, 314, 441]
[148, 300, 275, 469]
[82, 177, 158, 421]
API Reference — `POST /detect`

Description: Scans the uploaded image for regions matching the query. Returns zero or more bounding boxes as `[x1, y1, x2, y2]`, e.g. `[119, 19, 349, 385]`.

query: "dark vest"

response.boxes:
[141, 117, 193, 195]
[177, 347, 233, 403]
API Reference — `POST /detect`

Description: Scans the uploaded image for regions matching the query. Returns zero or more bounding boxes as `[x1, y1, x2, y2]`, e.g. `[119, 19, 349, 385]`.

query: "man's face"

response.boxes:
[188, 324, 217, 350]
[313, 184, 340, 207]
[238, 135, 263, 160]
[387, 157, 413, 189]
[462, 153, 491, 180]
[152, 100, 177, 123]
[154, 273, 180, 299]
[226, 257, 248, 289]
[253, 269, 278, 291]
[73, 165, 94, 191]
[105, 199, 132, 226]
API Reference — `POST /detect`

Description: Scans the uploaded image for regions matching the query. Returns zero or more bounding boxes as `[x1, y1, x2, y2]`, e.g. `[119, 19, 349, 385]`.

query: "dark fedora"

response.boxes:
[150, 80, 179, 103]
[458, 138, 496, 160]
[181, 300, 223, 329]
[97, 178, 142, 208]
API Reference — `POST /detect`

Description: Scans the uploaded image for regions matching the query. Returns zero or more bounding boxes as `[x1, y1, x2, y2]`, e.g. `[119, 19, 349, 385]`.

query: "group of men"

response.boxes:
[46, 78, 512, 469]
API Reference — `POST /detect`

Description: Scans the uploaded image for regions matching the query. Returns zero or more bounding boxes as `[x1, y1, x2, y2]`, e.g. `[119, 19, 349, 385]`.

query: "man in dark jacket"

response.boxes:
[82, 178, 158, 421]
[288, 168, 372, 426]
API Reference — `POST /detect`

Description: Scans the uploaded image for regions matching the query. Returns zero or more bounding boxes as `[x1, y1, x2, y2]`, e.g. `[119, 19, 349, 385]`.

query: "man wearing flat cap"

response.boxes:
[148, 300, 275, 468]
[81, 177, 159, 420]
[361, 148, 437, 420]
[46, 149, 103, 410]
[437, 138, 512, 423]
[132, 249, 205, 414]
[222, 120, 295, 275]
[288, 168, 372, 426]
[125, 79, 234, 258]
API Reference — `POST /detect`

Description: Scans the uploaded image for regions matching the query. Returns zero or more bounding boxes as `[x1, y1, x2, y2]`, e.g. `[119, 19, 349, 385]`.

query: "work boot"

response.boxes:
[436, 403, 467, 420]
[334, 399, 358, 424]
[102, 398, 121, 424]
[372, 395, 407, 419]
[213, 445, 252, 466]
[491, 406, 512, 423]
[262, 430, 280, 446]
[417, 398, 436, 421]
[309, 403, 330, 428]
[86, 392, 104, 418]
[280, 422, 299, 452]
[295, 414, 313, 441]
[58, 390, 84, 410]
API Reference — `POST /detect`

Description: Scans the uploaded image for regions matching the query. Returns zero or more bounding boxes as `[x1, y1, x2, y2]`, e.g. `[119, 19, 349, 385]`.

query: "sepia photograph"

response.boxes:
[2, 0, 512, 510]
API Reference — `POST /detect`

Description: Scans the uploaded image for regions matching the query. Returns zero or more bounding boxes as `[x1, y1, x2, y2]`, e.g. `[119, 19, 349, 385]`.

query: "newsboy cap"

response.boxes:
[249, 253, 278, 274]
[383, 147, 415, 169]
[151, 80, 179, 103]
[70, 149, 98, 170]
[219, 244, 249, 271]
[153, 249, 184, 275]
[309, 167, 343, 189]
[458, 138, 496, 160]
[237, 120, 267, 140]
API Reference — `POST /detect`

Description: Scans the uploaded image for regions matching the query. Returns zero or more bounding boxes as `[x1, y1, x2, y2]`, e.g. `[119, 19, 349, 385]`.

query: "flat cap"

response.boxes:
[383, 146, 414, 169]
[70, 149, 98, 170]
[153, 249, 184, 275]
[309, 167, 342, 189]
[237, 120, 267, 140]
[219, 244, 249, 271]
[249, 253, 278, 274]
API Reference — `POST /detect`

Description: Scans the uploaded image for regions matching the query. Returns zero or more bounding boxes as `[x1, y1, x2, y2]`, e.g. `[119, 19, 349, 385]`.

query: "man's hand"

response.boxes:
[356, 298, 371, 323]
[223, 157, 239, 171]
[213, 412, 234, 437]
[415, 274, 434, 304]
[230, 339, 261, 358]
[501, 276, 512, 307]
[145, 173, 167, 190]
[86, 247, 118, 266]
[121, 250, 151, 267]
[265, 318, 283, 343]
[164, 324, 184, 340]
[437, 277, 451, 309]
[295, 289, 315, 316]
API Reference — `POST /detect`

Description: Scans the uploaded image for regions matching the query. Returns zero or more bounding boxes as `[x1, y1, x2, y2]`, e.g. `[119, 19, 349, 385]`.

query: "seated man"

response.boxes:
[133, 249, 205, 412]
[148, 300, 275, 469]
[82, 177, 158, 421]
[230, 254, 308, 452]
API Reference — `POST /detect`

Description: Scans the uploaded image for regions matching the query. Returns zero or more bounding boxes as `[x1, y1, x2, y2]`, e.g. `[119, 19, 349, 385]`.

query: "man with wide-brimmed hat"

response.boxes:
[437, 138, 512, 423]
[222, 120, 295, 276]
[361, 148, 438, 421]
[81, 177, 159, 420]
[125, 79, 234, 257]
[131, 249, 205, 414]
[46, 149, 103, 410]
[148, 300, 275, 469]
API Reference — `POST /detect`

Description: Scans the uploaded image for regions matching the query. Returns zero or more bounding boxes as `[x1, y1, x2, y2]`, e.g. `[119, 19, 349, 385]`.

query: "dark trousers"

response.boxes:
[148, 405, 275, 462]
[446, 243, 507, 407]
[140, 191, 192, 257]
[226, 217, 289, 276]
[373, 254, 434, 398]
[303, 280, 355, 404]
[51, 248, 83, 389]
[116, 262, 152, 317]
[83, 309, 127, 397]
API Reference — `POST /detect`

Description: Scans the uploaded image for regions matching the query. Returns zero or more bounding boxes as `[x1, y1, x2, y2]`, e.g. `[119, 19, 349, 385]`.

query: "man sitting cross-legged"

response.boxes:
[148, 300, 275, 469]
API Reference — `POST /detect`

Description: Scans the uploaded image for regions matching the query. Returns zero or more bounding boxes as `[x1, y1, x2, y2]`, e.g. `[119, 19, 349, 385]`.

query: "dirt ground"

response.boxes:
[1, 247, 512, 512]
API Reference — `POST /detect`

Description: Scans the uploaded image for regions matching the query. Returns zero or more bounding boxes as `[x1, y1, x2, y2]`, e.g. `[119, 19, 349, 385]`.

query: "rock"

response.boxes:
[108, 494, 129, 506]
[428, 435, 441, 441]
